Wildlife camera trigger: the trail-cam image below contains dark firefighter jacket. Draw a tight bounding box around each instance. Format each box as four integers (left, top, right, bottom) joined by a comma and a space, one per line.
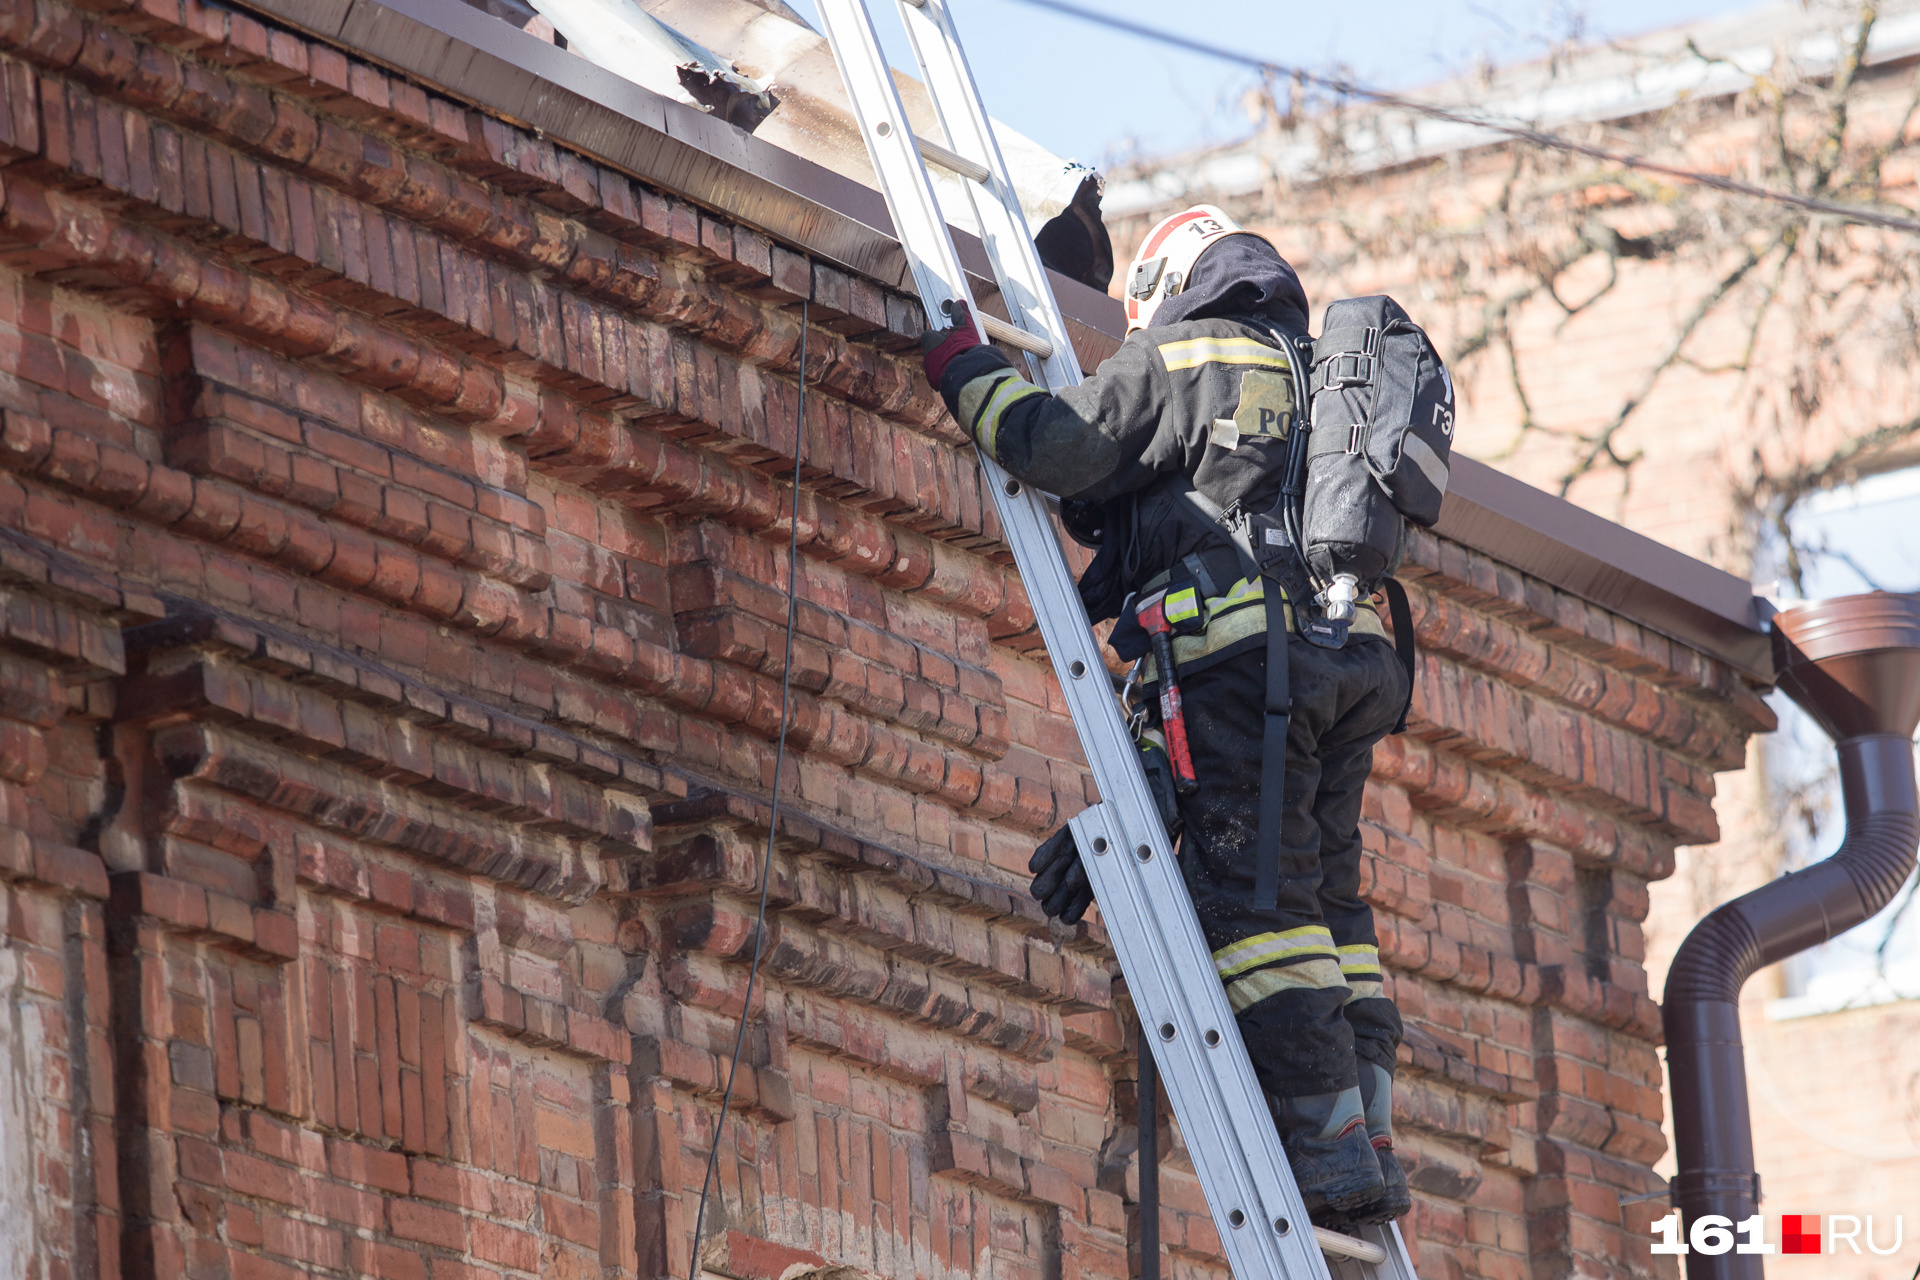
935, 314, 1386, 678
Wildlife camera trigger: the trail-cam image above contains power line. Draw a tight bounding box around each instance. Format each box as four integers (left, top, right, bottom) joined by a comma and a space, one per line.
1008, 0, 1920, 237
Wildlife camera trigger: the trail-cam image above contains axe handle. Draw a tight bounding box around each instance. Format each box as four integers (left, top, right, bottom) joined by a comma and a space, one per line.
1150, 631, 1200, 795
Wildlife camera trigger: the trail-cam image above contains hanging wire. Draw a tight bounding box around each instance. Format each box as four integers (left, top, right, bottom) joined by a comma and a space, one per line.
686, 295, 810, 1280
1009, 0, 1920, 237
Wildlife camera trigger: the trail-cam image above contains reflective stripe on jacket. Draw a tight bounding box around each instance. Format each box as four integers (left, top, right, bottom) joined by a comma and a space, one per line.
936, 315, 1303, 514
1136, 575, 1388, 685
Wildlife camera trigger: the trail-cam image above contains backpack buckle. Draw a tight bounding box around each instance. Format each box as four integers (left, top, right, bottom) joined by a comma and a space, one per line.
1347, 423, 1363, 455
1301, 611, 1350, 649
1317, 351, 1374, 389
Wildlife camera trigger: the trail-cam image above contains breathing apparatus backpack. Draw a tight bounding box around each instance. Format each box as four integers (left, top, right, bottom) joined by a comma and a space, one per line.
1179, 298, 1453, 908
1302, 295, 1456, 615
1161, 296, 1453, 645
1082, 294, 1455, 647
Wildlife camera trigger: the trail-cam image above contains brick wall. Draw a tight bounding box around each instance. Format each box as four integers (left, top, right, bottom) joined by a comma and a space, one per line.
0, 2, 1769, 1279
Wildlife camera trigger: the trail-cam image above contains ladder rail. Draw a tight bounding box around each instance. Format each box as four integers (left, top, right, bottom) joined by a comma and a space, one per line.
814, 3, 1325, 1275
812, 6, 1419, 1279
890, 0, 1083, 394
813, 0, 971, 316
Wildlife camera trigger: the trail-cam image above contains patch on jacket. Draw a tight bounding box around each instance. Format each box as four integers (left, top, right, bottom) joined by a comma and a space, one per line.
1230, 368, 1295, 442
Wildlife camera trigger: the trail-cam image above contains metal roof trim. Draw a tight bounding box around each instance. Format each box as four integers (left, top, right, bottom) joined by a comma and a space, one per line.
1438, 456, 1772, 679
239, 0, 1129, 351
231, 0, 1771, 682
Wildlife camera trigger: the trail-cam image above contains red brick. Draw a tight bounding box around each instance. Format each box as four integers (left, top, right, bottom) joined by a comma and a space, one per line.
389, 1198, 465, 1250
347, 1239, 428, 1280
326, 1136, 409, 1194
468, 1220, 538, 1271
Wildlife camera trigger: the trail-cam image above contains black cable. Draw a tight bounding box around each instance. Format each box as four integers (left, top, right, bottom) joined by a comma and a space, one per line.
1280, 331, 1316, 593
686, 296, 809, 1280
1008, 0, 1920, 237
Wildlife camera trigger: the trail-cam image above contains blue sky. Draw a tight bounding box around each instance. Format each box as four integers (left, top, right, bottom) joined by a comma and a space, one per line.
786, 0, 1764, 166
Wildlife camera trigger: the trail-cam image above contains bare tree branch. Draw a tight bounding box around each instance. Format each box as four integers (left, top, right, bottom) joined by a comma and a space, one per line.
1150, 4, 1920, 581
1557, 241, 1769, 495
1807, 4, 1878, 195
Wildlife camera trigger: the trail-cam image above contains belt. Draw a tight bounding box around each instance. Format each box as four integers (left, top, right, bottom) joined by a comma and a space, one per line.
1138, 576, 1385, 683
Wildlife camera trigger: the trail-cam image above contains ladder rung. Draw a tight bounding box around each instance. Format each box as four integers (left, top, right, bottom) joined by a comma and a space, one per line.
913, 134, 991, 183
978, 312, 1054, 358
1316, 1227, 1388, 1265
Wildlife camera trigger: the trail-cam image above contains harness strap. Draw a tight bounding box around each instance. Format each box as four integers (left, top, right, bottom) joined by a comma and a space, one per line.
1309, 421, 1366, 457
1137, 550, 1227, 605
1380, 577, 1416, 734
1170, 477, 1290, 912
1252, 554, 1290, 911
1181, 551, 1221, 602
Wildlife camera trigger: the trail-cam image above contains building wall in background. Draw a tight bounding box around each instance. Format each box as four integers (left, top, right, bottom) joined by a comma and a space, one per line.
0, 2, 1766, 1279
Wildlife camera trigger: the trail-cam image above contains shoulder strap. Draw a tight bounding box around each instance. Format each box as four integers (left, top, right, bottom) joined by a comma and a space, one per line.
1380, 577, 1416, 734
1168, 476, 1257, 567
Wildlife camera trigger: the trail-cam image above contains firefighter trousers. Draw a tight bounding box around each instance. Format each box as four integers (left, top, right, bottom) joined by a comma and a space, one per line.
1173, 631, 1408, 1099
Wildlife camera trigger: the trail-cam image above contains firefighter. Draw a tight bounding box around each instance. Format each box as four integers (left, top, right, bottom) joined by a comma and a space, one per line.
920, 208, 1411, 1228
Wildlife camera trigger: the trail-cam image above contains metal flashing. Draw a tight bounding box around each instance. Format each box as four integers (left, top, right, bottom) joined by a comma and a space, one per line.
236, 0, 1127, 357
1437, 457, 1772, 680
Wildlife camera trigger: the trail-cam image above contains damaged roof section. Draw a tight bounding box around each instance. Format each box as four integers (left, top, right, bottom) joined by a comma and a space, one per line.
454, 0, 1114, 288
458, 0, 780, 129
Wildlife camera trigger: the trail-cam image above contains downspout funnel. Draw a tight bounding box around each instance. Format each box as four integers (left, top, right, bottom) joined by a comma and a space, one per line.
1663, 591, 1920, 1279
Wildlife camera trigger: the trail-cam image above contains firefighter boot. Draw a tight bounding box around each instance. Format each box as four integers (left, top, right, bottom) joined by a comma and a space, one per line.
1331, 1062, 1412, 1228
1268, 1086, 1383, 1222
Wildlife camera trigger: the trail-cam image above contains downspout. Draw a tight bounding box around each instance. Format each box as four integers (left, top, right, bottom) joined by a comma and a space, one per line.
1663, 591, 1920, 1280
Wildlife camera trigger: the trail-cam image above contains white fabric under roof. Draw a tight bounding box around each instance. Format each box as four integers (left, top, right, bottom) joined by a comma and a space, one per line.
636, 0, 1096, 238
526, 0, 779, 129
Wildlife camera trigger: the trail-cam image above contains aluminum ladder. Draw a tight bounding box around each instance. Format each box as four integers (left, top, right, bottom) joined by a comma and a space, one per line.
813, 3, 1421, 1279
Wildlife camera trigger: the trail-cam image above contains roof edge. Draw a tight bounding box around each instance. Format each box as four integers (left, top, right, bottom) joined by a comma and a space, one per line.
229, 0, 1773, 683
1439, 458, 1773, 680
238, 0, 1131, 362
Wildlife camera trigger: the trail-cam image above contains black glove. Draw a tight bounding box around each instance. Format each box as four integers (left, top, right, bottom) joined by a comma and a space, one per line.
1028, 826, 1095, 924
1027, 736, 1188, 925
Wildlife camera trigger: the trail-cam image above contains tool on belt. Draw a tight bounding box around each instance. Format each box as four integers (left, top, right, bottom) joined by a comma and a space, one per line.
1133, 577, 1206, 794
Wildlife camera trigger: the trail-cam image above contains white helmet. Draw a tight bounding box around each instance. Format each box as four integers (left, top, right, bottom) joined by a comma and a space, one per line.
1124, 204, 1247, 333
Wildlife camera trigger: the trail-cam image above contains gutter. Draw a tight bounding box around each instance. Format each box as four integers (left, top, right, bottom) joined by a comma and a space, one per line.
1433, 457, 1773, 681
